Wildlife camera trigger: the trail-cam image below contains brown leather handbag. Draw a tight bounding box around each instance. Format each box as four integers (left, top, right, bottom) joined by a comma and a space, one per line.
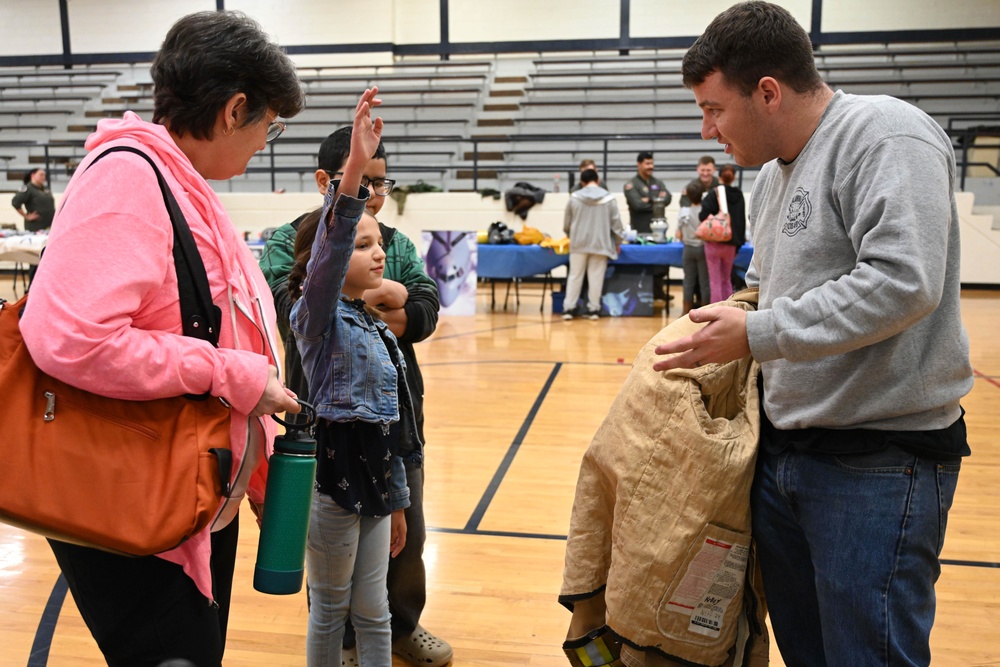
0, 147, 232, 556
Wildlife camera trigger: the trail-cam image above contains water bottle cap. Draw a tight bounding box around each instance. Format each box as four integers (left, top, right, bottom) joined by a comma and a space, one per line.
274, 437, 316, 456
271, 400, 317, 430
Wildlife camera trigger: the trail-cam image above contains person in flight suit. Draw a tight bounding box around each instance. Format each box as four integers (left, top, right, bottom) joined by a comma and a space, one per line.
623, 151, 670, 234
624, 151, 673, 301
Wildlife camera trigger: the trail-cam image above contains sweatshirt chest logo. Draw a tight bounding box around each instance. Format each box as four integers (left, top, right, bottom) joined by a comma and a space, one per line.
782, 187, 812, 237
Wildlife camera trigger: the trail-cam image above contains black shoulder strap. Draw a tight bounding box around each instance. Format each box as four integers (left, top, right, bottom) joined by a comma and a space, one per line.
87, 146, 222, 347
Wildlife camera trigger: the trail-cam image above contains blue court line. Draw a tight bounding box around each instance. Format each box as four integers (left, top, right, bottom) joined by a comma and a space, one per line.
27, 574, 67, 667
463, 362, 562, 532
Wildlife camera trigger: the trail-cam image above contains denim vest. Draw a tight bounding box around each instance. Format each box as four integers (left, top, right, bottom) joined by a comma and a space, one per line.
291, 189, 403, 427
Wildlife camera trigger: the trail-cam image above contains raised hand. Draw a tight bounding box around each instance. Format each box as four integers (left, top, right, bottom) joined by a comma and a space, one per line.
338, 88, 384, 200
352, 87, 383, 163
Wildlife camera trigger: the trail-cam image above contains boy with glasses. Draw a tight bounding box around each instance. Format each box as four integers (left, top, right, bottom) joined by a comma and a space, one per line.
323, 170, 395, 199
259, 128, 448, 667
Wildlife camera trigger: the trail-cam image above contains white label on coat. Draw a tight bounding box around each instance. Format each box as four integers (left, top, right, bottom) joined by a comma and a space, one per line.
665, 536, 749, 638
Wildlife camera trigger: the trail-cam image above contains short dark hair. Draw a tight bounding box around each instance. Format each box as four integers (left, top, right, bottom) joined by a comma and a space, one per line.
317, 126, 387, 173
698, 155, 716, 166
151, 10, 305, 140
580, 168, 599, 185
682, 1, 824, 97
688, 187, 704, 205
637, 151, 654, 163
23, 168, 42, 184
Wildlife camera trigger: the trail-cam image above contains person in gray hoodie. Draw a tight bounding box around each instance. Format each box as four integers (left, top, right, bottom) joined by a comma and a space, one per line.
653, 3, 973, 666
562, 168, 624, 320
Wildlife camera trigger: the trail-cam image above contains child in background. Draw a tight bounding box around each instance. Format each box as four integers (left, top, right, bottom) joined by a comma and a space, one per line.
676, 187, 710, 314
290, 89, 409, 667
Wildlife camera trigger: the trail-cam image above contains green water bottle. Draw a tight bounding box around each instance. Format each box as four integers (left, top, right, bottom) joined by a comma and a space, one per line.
253, 402, 317, 595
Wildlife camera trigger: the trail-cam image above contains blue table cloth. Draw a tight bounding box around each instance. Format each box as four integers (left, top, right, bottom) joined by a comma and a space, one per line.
477, 244, 568, 278
477, 242, 754, 279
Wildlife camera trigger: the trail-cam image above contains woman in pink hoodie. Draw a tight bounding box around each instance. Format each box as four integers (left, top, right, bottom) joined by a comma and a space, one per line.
20, 11, 304, 666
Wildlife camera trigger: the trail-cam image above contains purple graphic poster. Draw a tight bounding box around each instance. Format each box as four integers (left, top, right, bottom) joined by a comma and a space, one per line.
421, 231, 478, 316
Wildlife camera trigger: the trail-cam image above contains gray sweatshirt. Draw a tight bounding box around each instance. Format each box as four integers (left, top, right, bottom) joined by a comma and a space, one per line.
564, 184, 624, 259
746, 91, 973, 431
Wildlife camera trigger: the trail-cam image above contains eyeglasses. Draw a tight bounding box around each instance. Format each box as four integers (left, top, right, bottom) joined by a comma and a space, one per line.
265, 119, 286, 143
325, 171, 395, 196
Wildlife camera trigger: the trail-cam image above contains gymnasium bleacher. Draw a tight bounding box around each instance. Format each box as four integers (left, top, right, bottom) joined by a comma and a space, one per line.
1, 42, 998, 197
499, 43, 1000, 193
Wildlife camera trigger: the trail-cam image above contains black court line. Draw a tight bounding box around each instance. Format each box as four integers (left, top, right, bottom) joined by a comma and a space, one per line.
27, 519, 1000, 665
941, 558, 1000, 568
430, 526, 567, 541
428, 322, 534, 341
422, 358, 627, 368
429, 528, 1000, 570
27, 574, 67, 667
28, 356, 1000, 662
463, 362, 562, 532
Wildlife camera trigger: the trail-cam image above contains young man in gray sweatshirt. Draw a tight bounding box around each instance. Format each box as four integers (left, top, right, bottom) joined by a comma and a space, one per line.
653, 2, 973, 665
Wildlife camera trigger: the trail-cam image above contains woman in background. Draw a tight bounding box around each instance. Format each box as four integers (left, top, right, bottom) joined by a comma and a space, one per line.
11, 168, 55, 232
20, 11, 303, 666
699, 163, 747, 303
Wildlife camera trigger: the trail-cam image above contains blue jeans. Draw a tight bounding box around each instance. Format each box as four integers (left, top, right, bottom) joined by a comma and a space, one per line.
751, 445, 960, 667
306, 492, 391, 667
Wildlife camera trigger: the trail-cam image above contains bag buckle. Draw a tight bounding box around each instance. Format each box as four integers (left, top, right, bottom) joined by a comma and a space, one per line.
44, 391, 55, 422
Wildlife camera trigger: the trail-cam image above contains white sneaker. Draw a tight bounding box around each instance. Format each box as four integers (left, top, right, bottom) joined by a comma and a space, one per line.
562, 311, 574, 320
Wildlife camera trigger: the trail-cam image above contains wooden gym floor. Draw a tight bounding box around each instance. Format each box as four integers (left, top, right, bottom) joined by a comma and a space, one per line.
1, 278, 998, 666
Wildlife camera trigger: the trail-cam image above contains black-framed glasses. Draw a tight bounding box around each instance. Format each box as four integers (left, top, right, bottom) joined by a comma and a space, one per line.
325, 171, 395, 196
265, 120, 286, 143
